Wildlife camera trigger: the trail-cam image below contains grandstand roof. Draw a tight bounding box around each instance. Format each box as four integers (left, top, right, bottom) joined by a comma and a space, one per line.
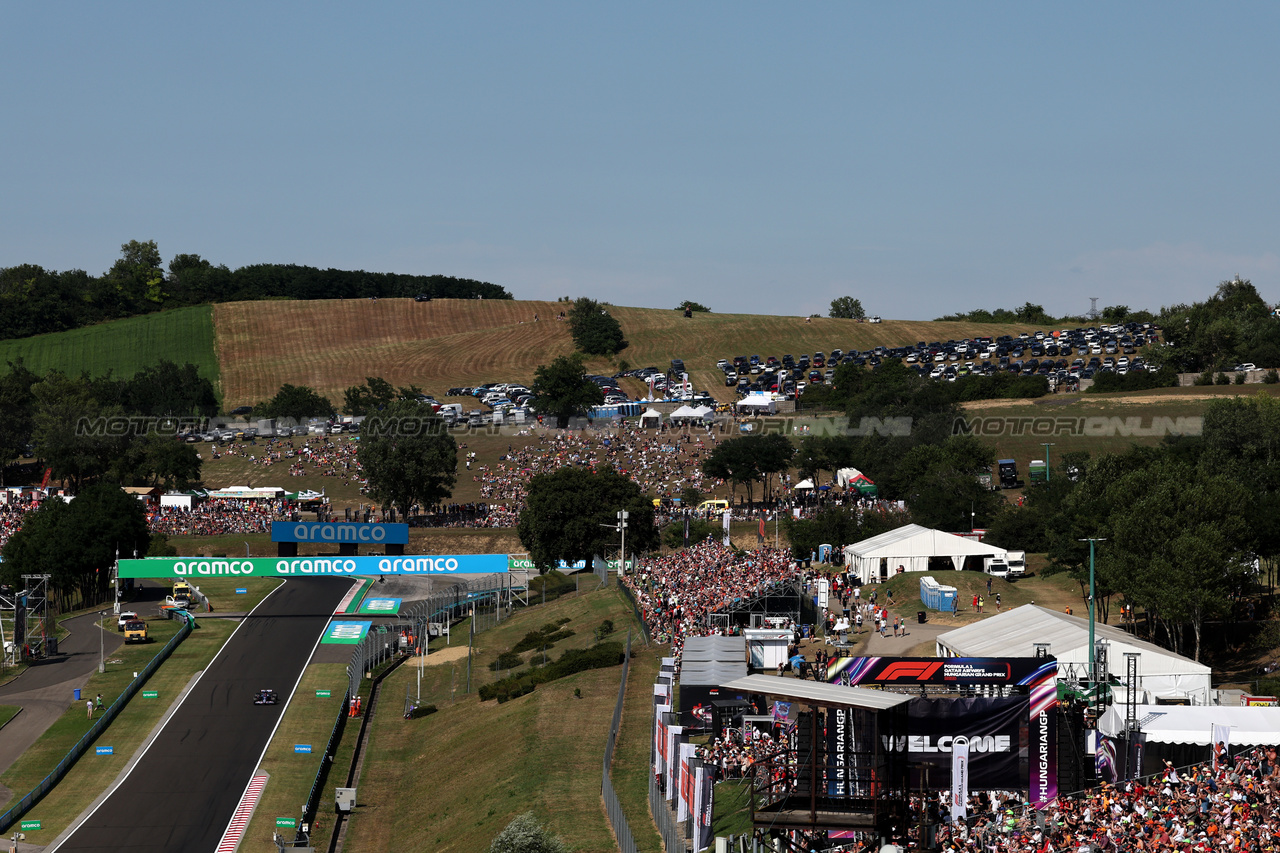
719, 674, 910, 711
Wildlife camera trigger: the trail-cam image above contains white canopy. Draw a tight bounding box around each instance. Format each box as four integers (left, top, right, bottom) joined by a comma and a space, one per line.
206, 485, 285, 500
736, 396, 776, 413
793, 479, 815, 490
639, 408, 663, 427
937, 605, 1213, 705
1097, 704, 1280, 745
842, 523, 1006, 584
835, 467, 864, 488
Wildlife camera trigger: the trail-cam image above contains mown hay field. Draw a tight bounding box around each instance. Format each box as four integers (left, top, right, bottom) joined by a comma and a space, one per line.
0, 305, 217, 385
213, 298, 1043, 408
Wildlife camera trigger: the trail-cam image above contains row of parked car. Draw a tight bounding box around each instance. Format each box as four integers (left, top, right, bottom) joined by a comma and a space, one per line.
695, 321, 1164, 393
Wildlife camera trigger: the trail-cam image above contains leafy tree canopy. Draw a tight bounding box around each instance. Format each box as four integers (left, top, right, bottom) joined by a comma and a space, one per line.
342, 376, 424, 416
357, 400, 458, 519
255, 384, 336, 421
517, 466, 658, 572
531, 354, 604, 428
829, 296, 866, 320
566, 297, 626, 355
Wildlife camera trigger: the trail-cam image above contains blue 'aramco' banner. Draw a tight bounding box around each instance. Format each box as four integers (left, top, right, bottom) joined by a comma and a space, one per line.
270, 521, 409, 545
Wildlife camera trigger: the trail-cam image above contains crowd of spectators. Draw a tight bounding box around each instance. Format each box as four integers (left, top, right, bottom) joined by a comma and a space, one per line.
623, 540, 797, 664
214, 437, 364, 488
0, 501, 36, 549
147, 498, 292, 536
916, 746, 1280, 853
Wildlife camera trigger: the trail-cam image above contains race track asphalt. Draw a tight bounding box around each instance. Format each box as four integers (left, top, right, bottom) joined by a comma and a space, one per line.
50, 577, 349, 853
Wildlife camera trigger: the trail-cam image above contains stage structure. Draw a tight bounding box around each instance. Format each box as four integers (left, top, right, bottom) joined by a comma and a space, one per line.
719, 674, 912, 847
707, 578, 810, 632
823, 656, 1061, 808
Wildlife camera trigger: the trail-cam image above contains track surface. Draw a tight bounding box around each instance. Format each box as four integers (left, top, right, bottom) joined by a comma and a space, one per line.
51, 578, 348, 853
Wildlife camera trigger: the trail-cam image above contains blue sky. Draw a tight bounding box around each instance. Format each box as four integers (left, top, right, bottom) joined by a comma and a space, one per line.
4, 3, 1280, 320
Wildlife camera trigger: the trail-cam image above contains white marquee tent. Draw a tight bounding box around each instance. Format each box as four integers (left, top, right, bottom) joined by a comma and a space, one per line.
639, 408, 663, 428
937, 605, 1213, 705
669, 405, 713, 421
841, 523, 1006, 584
736, 396, 777, 414
1097, 705, 1280, 745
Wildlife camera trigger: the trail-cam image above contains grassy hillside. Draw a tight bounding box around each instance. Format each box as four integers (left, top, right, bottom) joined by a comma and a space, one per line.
340, 584, 659, 853
212, 298, 1044, 408
0, 304, 217, 386
958, 385, 1280, 471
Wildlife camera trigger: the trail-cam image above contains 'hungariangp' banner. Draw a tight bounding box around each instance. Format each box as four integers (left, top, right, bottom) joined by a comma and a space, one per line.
116, 555, 509, 578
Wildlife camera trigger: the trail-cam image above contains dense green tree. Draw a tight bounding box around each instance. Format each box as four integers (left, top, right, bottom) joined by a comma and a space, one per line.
102, 239, 166, 312
676, 300, 711, 313
0, 359, 39, 484
120, 360, 218, 416
517, 467, 657, 572
357, 400, 457, 520
31, 372, 130, 490
701, 434, 795, 503
829, 296, 866, 320
567, 297, 626, 355
342, 377, 424, 416
531, 354, 604, 427
1, 482, 151, 606
255, 384, 336, 421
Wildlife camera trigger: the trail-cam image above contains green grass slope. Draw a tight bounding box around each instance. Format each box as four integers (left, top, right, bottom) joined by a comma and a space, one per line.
0, 305, 217, 387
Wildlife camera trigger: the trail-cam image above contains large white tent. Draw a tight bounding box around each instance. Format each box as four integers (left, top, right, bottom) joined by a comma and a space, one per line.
936, 605, 1213, 705
638, 408, 663, 428
841, 523, 1006, 584
1097, 705, 1280, 745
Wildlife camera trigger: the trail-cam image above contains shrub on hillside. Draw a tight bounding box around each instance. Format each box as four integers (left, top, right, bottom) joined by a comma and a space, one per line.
479, 641, 626, 702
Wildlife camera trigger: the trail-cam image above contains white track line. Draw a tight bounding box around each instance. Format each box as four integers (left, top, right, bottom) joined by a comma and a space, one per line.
47, 580, 291, 852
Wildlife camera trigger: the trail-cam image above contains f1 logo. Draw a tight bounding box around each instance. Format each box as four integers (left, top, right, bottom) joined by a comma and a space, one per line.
877, 661, 943, 681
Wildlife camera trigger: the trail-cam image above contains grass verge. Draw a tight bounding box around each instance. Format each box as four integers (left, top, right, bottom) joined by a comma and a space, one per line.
241, 663, 349, 849
0, 305, 217, 386
0, 706, 19, 729
0, 617, 237, 837
711, 780, 754, 838
340, 584, 648, 853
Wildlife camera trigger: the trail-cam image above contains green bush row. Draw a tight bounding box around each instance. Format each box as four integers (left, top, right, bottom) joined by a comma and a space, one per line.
479, 641, 626, 703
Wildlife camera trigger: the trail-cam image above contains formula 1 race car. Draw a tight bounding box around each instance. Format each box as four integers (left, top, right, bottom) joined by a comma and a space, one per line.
253, 689, 279, 705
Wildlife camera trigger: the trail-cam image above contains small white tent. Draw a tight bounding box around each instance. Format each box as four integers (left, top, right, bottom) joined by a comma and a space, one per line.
639, 408, 663, 428
793, 479, 815, 490
835, 467, 864, 488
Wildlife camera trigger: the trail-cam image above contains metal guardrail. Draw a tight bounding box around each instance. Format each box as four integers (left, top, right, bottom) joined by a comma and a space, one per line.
296, 689, 351, 844
602, 632, 638, 853
0, 610, 195, 833
345, 573, 510, 698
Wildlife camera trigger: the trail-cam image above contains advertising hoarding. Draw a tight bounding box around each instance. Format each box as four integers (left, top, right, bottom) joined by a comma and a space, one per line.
271, 521, 409, 545
117, 554, 508, 578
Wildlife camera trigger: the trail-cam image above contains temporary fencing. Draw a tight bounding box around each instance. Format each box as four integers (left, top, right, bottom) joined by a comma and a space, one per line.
601, 632, 638, 853
0, 610, 195, 833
